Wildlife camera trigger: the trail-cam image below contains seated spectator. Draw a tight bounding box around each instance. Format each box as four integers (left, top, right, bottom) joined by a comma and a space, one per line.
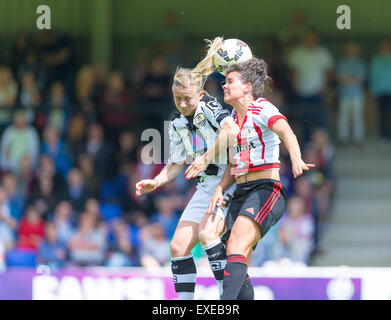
17, 154, 36, 198
250, 224, 279, 267
149, 194, 180, 240
40, 82, 70, 136
140, 55, 171, 132
105, 219, 138, 267
50, 201, 76, 245
0, 66, 18, 135
293, 176, 320, 254
0, 187, 18, 232
74, 65, 100, 123
0, 221, 14, 264
160, 180, 187, 211
0, 187, 17, 261
124, 211, 149, 253
82, 123, 115, 182
77, 153, 101, 198
99, 71, 132, 140
121, 173, 156, 217
67, 212, 106, 266
41, 126, 73, 178
84, 198, 106, 232
130, 143, 164, 182
27, 174, 58, 221
37, 222, 67, 271
0, 109, 40, 175
139, 223, 170, 268
276, 196, 315, 264
64, 167, 93, 215
1, 172, 25, 222
17, 205, 45, 252
17, 50, 46, 92
310, 128, 335, 182
34, 155, 66, 194
129, 51, 148, 101
66, 112, 88, 162
302, 146, 333, 230
115, 130, 138, 176
17, 71, 41, 124
92, 61, 108, 99
171, 167, 193, 199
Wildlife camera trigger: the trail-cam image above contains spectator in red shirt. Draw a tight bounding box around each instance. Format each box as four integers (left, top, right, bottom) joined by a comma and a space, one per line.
99, 71, 132, 140
17, 205, 44, 251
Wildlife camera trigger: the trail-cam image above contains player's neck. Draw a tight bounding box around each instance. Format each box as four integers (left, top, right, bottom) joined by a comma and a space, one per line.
233, 96, 253, 119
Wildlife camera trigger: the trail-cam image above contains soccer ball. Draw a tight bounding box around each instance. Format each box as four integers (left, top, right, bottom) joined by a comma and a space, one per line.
213, 39, 253, 76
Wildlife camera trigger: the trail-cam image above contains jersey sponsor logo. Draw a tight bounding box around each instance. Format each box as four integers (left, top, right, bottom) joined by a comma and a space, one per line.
232, 141, 256, 154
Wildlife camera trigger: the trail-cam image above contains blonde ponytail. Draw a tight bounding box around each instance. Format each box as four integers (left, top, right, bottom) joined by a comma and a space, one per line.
193, 37, 224, 79
172, 37, 224, 92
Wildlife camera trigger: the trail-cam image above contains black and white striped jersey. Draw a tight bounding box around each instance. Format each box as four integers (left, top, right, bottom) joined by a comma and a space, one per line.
168, 94, 232, 191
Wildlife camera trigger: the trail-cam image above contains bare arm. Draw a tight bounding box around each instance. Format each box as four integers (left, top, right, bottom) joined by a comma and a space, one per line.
135, 162, 184, 196
272, 119, 315, 178
185, 118, 239, 179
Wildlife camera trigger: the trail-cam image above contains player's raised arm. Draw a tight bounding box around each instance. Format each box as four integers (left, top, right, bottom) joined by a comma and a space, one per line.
271, 118, 315, 178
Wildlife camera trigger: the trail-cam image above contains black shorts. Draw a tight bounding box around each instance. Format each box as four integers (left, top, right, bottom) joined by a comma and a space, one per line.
222, 179, 286, 246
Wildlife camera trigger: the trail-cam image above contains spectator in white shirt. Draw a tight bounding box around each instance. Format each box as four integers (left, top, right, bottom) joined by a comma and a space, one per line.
287, 29, 334, 143
0, 109, 40, 175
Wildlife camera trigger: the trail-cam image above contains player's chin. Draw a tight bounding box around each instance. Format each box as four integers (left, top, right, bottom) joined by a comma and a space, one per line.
223, 94, 232, 104
181, 108, 193, 116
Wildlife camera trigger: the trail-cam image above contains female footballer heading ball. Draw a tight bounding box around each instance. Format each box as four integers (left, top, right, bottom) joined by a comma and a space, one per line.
135, 38, 253, 300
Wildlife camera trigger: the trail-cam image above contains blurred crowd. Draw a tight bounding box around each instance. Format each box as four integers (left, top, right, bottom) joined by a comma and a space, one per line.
0, 10, 390, 271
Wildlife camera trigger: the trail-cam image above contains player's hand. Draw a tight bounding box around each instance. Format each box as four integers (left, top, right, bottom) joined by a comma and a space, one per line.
184, 155, 208, 180
291, 159, 315, 178
207, 186, 224, 213
135, 179, 158, 197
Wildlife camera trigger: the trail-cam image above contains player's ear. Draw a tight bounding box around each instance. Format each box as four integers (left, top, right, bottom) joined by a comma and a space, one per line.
199, 90, 205, 99
244, 83, 252, 95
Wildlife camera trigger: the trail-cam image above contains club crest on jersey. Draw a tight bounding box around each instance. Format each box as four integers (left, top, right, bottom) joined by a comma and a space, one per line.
194, 113, 207, 127
240, 127, 253, 139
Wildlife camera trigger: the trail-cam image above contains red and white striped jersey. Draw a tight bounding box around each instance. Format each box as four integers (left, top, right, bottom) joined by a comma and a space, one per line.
231, 98, 288, 177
